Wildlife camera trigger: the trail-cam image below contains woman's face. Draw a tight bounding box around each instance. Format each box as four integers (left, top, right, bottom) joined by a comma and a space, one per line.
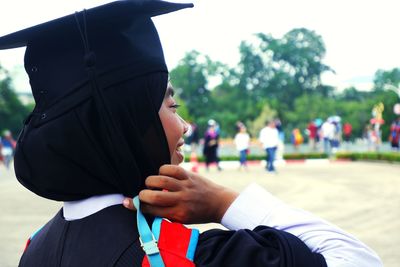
159, 83, 188, 165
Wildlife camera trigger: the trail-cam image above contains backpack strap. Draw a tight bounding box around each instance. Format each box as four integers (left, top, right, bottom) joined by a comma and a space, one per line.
133, 196, 165, 267
133, 196, 199, 267
151, 217, 199, 262
24, 226, 43, 252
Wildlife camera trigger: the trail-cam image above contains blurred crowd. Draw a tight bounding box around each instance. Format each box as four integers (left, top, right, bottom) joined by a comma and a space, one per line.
2, 116, 399, 172
183, 115, 400, 172
0, 130, 16, 169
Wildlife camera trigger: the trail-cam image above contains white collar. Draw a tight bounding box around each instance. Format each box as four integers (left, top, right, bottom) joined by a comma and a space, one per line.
63, 194, 125, 221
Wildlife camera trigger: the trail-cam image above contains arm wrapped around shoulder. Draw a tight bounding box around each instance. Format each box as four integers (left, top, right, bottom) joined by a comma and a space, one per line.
194, 226, 327, 267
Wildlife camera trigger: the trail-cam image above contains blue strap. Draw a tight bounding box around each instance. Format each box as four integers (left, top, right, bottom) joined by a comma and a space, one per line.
186, 228, 199, 261
133, 196, 165, 267
30, 226, 44, 240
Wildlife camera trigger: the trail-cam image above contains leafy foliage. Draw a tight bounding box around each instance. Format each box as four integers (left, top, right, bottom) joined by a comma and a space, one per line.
248, 103, 277, 137
2, 28, 399, 143
373, 68, 400, 92
336, 152, 400, 162
0, 65, 30, 135
169, 29, 400, 140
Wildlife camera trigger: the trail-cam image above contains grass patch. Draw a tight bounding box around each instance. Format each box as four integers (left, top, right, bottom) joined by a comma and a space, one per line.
335, 152, 400, 163
185, 151, 400, 163
184, 152, 328, 162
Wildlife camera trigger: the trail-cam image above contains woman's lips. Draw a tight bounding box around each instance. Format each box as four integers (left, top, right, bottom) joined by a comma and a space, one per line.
175, 142, 185, 162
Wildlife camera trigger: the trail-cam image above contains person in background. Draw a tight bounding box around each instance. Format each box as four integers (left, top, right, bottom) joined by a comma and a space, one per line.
364, 124, 374, 151
321, 119, 335, 155
234, 124, 250, 170
291, 128, 303, 151
0, 136, 3, 165
185, 121, 199, 153
343, 122, 353, 151
389, 117, 400, 151
1, 130, 16, 169
274, 118, 285, 160
235, 120, 245, 132
330, 117, 342, 154
203, 119, 222, 171
307, 120, 318, 151
259, 120, 279, 172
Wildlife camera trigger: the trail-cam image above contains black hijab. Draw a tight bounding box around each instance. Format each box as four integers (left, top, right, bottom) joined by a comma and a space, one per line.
0, 0, 193, 201
14, 72, 171, 201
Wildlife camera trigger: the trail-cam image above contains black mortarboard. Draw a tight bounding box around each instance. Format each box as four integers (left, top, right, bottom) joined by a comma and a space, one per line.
0, 0, 192, 109
0, 0, 193, 201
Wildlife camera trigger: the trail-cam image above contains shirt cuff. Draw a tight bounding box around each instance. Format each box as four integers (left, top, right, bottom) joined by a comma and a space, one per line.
221, 183, 284, 230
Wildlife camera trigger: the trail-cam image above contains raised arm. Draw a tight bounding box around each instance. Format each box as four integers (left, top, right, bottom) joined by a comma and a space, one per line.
123, 165, 382, 267
220, 183, 382, 267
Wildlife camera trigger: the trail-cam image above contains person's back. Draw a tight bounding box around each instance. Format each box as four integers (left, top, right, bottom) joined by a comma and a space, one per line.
1, 1, 197, 266
20, 205, 143, 267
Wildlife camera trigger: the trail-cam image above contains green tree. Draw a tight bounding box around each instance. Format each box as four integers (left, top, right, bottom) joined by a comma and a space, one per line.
284, 94, 336, 135
0, 65, 30, 135
208, 81, 264, 137
373, 68, 400, 92
170, 50, 232, 134
167, 29, 400, 142
337, 86, 369, 102
266, 28, 332, 93
174, 95, 191, 122
233, 28, 333, 123
170, 51, 209, 118
371, 68, 400, 138
248, 103, 277, 137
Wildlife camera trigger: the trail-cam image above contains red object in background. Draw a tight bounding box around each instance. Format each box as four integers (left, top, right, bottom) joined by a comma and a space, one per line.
343, 123, 352, 136
190, 152, 199, 173
370, 118, 385, 125
307, 122, 318, 139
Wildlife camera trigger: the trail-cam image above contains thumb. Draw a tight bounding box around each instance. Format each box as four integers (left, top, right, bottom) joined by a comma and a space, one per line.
122, 198, 136, 211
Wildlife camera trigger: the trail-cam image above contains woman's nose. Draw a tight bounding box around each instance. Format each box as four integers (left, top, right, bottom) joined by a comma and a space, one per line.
181, 117, 189, 134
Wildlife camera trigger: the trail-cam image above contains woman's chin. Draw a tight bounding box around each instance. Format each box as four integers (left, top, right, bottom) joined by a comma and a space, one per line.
171, 150, 184, 165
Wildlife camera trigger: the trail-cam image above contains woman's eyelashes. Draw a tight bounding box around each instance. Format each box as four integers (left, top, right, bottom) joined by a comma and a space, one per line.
170, 104, 181, 109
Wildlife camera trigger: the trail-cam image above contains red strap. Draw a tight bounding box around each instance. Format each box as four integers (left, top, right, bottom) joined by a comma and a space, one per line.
24, 238, 31, 252
142, 220, 195, 267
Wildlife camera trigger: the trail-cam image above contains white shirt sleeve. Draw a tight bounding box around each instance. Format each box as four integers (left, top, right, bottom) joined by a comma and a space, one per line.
221, 183, 383, 267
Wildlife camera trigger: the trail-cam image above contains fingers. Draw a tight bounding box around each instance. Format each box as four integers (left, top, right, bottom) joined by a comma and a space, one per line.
123, 195, 190, 223
123, 190, 180, 210
122, 190, 180, 210
140, 205, 188, 223
139, 189, 180, 207
145, 175, 182, 192
159, 165, 188, 180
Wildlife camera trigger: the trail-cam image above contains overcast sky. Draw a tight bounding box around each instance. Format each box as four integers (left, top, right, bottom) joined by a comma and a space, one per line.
0, 0, 399, 93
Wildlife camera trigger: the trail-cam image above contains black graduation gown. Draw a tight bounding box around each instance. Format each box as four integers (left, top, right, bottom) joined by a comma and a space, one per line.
19, 205, 327, 267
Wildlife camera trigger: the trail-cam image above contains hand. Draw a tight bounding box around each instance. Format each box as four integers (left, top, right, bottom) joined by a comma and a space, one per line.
123, 165, 238, 224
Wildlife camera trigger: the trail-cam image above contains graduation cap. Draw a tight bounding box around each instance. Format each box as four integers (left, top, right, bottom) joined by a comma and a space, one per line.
0, 0, 193, 201
0, 0, 193, 113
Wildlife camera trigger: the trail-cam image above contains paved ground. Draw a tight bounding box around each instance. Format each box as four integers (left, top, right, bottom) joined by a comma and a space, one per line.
1, 161, 399, 267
